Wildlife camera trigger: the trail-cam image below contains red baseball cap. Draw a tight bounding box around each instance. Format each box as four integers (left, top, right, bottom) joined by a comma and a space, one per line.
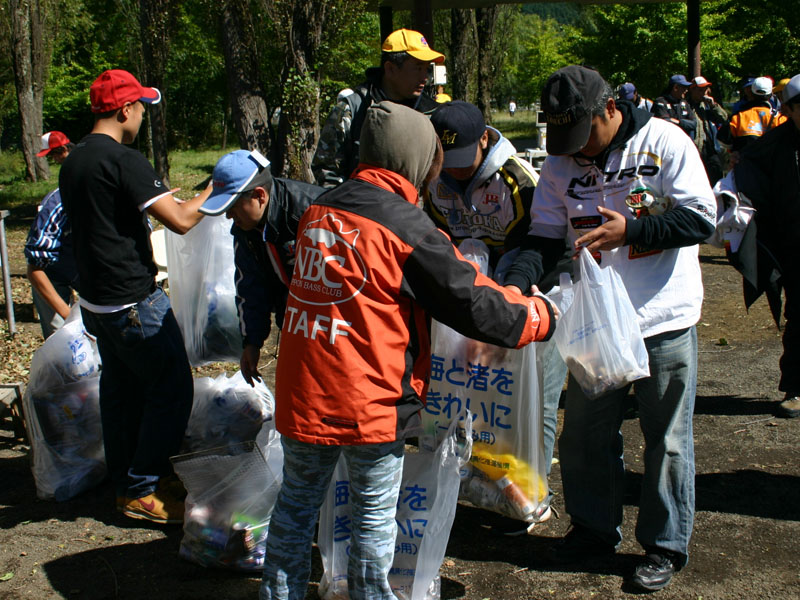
90, 69, 161, 114
36, 131, 71, 157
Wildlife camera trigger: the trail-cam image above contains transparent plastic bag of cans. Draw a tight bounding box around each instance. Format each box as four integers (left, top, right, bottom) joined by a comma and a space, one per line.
183, 371, 274, 452
420, 240, 550, 524
553, 247, 650, 400
22, 305, 106, 501
318, 413, 471, 600
171, 423, 283, 571
165, 216, 243, 365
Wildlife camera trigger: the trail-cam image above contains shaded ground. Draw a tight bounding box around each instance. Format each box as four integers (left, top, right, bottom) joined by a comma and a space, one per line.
1, 216, 798, 599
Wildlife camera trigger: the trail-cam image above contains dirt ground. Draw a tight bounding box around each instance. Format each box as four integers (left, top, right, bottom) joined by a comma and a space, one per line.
1, 217, 798, 599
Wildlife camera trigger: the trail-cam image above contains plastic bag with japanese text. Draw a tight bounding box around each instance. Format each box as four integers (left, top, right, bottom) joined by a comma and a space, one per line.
553, 247, 649, 399
317, 414, 471, 600
171, 423, 283, 571
420, 321, 550, 523
421, 239, 550, 523
166, 215, 243, 365
22, 304, 106, 501
183, 371, 274, 453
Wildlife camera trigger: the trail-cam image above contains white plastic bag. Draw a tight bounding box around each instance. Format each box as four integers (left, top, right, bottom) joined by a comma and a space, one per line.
22, 305, 106, 500
183, 371, 274, 453
707, 170, 755, 253
553, 247, 649, 399
171, 423, 283, 571
318, 415, 471, 600
166, 217, 243, 365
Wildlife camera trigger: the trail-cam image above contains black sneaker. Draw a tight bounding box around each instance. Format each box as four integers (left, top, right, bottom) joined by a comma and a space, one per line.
630, 552, 678, 591
546, 524, 616, 564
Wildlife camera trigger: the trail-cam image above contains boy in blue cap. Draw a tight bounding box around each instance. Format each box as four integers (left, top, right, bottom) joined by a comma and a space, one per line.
201, 149, 324, 385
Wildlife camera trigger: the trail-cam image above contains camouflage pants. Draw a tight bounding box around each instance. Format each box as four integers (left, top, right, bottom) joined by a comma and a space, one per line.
260, 437, 405, 600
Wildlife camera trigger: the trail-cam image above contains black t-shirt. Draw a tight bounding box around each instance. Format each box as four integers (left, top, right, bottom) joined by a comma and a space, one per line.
59, 133, 167, 305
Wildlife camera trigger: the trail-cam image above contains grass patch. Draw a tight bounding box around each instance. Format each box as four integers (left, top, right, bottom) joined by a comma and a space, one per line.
490, 109, 543, 151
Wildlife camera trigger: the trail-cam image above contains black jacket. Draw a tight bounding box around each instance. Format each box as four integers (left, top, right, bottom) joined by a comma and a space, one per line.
232, 177, 325, 348
732, 120, 800, 322
652, 94, 697, 140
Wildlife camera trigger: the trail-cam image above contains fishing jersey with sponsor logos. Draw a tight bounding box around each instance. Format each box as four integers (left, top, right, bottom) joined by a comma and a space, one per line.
425, 129, 538, 269
529, 116, 716, 338
275, 168, 555, 446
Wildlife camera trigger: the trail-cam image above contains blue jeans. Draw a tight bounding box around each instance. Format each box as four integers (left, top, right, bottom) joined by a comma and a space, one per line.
81, 287, 193, 499
558, 326, 696, 565
261, 437, 405, 600
539, 339, 568, 476
32, 282, 73, 339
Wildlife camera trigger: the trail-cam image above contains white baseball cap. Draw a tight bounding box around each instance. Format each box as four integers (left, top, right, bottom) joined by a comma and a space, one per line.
751, 77, 773, 96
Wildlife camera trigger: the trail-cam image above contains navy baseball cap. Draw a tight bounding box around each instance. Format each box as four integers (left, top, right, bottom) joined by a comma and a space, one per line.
541, 65, 607, 156
430, 101, 486, 169
200, 149, 272, 216
669, 74, 691, 87
618, 82, 636, 101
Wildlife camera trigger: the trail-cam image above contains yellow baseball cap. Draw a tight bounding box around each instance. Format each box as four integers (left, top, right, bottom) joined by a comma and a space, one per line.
381, 29, 445, 64
774, 78, 791, 94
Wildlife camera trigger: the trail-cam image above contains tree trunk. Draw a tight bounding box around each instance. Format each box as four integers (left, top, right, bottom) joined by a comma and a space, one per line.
219, 0, 271, 154
475, 6, 501, 124
9, 0, 49, 182
139, 0, 171, 186
449, 8, 475, 102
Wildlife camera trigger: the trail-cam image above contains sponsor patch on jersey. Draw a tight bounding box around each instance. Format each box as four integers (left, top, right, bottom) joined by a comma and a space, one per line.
628, 244, 662, 260
484, 193, 499, 205
570, 215, 602, 230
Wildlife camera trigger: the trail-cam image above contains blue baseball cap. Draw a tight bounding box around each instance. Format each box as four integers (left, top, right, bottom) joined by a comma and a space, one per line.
669, 74, 691, 87
619, 82, 636, 100
200, 149, 272, 216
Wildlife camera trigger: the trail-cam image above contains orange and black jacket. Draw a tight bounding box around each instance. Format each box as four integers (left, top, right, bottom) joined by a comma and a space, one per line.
275, 166, 555, 446
721, 100, 788, 151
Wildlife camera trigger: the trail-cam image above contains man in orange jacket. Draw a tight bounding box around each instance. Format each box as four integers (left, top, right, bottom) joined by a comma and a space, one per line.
261, 102, 557, 600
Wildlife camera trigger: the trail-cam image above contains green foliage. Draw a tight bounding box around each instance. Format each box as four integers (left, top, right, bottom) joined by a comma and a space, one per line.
575, 3, 690, 100
165, 0, 227, 147
317, 11, 380, 115
494, 7, 577, 107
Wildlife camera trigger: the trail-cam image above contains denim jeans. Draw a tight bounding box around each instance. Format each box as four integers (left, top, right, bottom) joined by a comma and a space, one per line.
539, 338, 568, 476
558, 326, 697, 565
81, 287, 193, 499
32, 282, 72, 339
261, 437, 405, 600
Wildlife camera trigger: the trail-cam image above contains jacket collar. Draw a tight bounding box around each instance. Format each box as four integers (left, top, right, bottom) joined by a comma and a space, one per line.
352, 165, 420, 205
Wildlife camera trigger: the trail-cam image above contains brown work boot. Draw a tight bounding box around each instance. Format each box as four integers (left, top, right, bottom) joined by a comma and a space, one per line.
778, 396, 800, 418
122, 491, 184, 524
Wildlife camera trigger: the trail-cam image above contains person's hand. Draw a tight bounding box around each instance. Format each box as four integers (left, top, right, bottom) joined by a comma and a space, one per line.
530, 285, 560, 321
240, 344, 262, 387
504, 284, 523, 295
574, 206, 628, 254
